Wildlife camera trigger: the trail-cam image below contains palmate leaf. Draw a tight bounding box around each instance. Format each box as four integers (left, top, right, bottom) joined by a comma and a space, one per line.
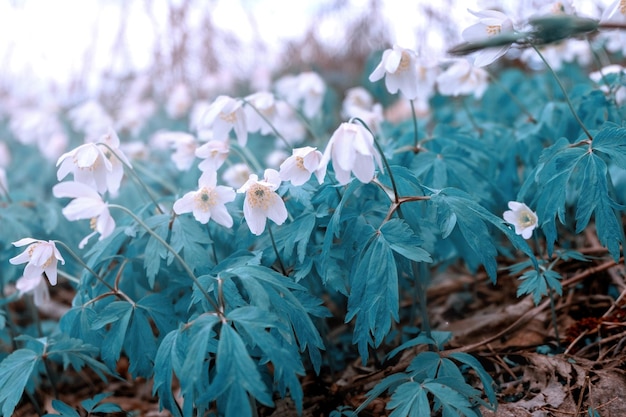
430, 188, 537, 282
141, 214, 172, 286
201, 325, 274, 417
517, 269, 563, 305
170, 215, 214, 272
153, 329, 185, 417
46, 335, 114, 382
0, 349, 39, 417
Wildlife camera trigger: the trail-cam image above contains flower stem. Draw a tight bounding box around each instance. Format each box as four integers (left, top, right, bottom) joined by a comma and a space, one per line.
53, 240, 116, 293
108, 204, 222, 314
267, 224, 287, 275
409, 99, 419, 147
230, 141, 263, 174
531, 45, 593, 141
242, 99, 292, 149
99, 143, 164, 213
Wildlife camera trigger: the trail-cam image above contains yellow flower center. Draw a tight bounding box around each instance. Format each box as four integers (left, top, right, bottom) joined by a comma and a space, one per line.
621, 0, 626, 15
247, 183, 273, 210
551, 2, 565, 14
219, 111, 237, 124
28, 243, 54, 268
90, 217, 98, 230
295, 156, 305, 170
486, 24, 501, 36
393, 51, 411, 74
518, 210, 536, 227
195, 187, 217, 211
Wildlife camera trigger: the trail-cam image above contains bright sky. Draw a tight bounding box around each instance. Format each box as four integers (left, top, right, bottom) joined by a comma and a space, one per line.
0, 0, 614, 99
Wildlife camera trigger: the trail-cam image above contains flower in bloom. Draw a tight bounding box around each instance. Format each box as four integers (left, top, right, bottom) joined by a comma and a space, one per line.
16, 274, 50, 307
56, 128, 130, 197
275, 72, 326, 119
166, 83, 192, 119
462, 9, 515, 67
436, 59, 490, 99
601, 0, 626, 23
503, 201, 538, 239
319, 122, 383, 185
237, 169, 288, 236
341, 87, 385, 133
223, 163, 252, 189
167, 132, 198, 171
173, 172, 235, 227
196, 139, 230, 173
369, 45, 421, 100
199, 95, 247, 146
279, 146, 324, 186
52, 181, 116, 248
9, 238, 65, 286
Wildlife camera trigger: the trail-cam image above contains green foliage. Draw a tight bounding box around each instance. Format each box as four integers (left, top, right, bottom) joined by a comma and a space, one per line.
44, 392, 123, 416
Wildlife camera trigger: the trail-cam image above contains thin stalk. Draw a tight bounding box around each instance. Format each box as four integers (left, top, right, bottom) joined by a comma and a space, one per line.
409, 99, 419, 147
460, 98, 482, 135
53, 240, 116, 293
230, 141, 263, 174
280, 99, 322, 145
108, 204, 221, 314
486, 69, 537, 124
41, 343, 59, 399
241, 99, 292, 149
267, 225, 287, 275
132, 161, 178, 195
531, 45, 594, 141
206, 225, 219, 264
548, 288, 561, 350
99, 143, 164, 213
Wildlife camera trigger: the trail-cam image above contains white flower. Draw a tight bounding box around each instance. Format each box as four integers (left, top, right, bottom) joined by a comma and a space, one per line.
16, 274, 50, 307
169, 132, 198, 171
275, 72, 326, 119
222, 163, 252, 189
341, 87, 385, 133
520, 39, 591, 71
244, 91, 279, 136
279, 146, 324, 186
52, 181, 116, 248
56, 128, 130, 197
67, 100, 114, 141
237, 169, 288, 236
196, 139, 230, 173
319, 122, 383, 185
503, 201, 538, 239
173, 172, 235, 227
436, 59, 490, 99
0, 167, 8, 198
601, 0, 626, 24
369, 46, 421, 100
166, 83, 192, 119
9, 238, 65, 286
199, 95, 247, 146
462, 9, 515, 67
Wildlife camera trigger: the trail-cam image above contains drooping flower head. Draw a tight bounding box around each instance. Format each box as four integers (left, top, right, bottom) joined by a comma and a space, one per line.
319, 122, 383, 185
9, 238, 65, 286
16, 274, 50, 307
436, 59, 490, 99
275, 72, 326, 119
196, 139, 230, 173
52, 181, 116, 249
199, 95, 247, 146
56, 128, 130, 197
341, 87, 385, 134
503, 201, 538, 239
462, 9, 515, 67
369, 45, 422, 100
237, 169, 288, 236
279, 146, 324, 186
173, 171, 235, 227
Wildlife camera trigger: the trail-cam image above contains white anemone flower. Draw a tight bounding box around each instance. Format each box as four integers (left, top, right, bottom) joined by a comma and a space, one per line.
168, 132, 198, 171
462, 9, 515, 67
222, 163, 252, 189
275, 72, 326, 119
237, 169, 288, 236
436, 59, 490, 99
319, 122, 383, 185
9, 238, 65, 286
52, 181, 116, 248
200, 95, 247, 146
503, 201, 538, 239
166, 83, 192, 119
341, 87, 385, 133
173, 172, 235, 227
279, 146, 324, 186
369, 45, 421, 100
16, 274, 50, 307
196, 139, 230, 173
56, 128, 130, 197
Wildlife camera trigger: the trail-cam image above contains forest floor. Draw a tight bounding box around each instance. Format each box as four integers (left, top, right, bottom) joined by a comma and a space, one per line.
13, 230, 626, 417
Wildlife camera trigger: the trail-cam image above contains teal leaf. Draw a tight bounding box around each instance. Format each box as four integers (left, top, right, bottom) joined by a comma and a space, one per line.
45, 400, 81, 417
449, 352, 497, 407
379, 219, 432, 263
0, 349, 39, 417
387, 381, 430, 417
153, 329, 184, 417
517, 269, 562, 305
170, 215, 214, 272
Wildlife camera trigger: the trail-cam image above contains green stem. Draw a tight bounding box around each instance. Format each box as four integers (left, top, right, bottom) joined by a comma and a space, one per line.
267, 224, 286, 275
99, 143, 164, 213
108, 204, 221, 314
53, 240, 116, 293
460, 97, 482, 135
531, 45, 593, 141
230, 141, 263, 174
242, 98, 292, 149
409, 99, 419, 147
280, 99, 322, 145
351, 117, 399, 204
133, 161, 178, 195
486, 69, 537, 124
206, 225, 219, 264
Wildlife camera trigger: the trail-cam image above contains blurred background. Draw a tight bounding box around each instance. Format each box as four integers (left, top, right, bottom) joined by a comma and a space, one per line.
0, 0, 616, 107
